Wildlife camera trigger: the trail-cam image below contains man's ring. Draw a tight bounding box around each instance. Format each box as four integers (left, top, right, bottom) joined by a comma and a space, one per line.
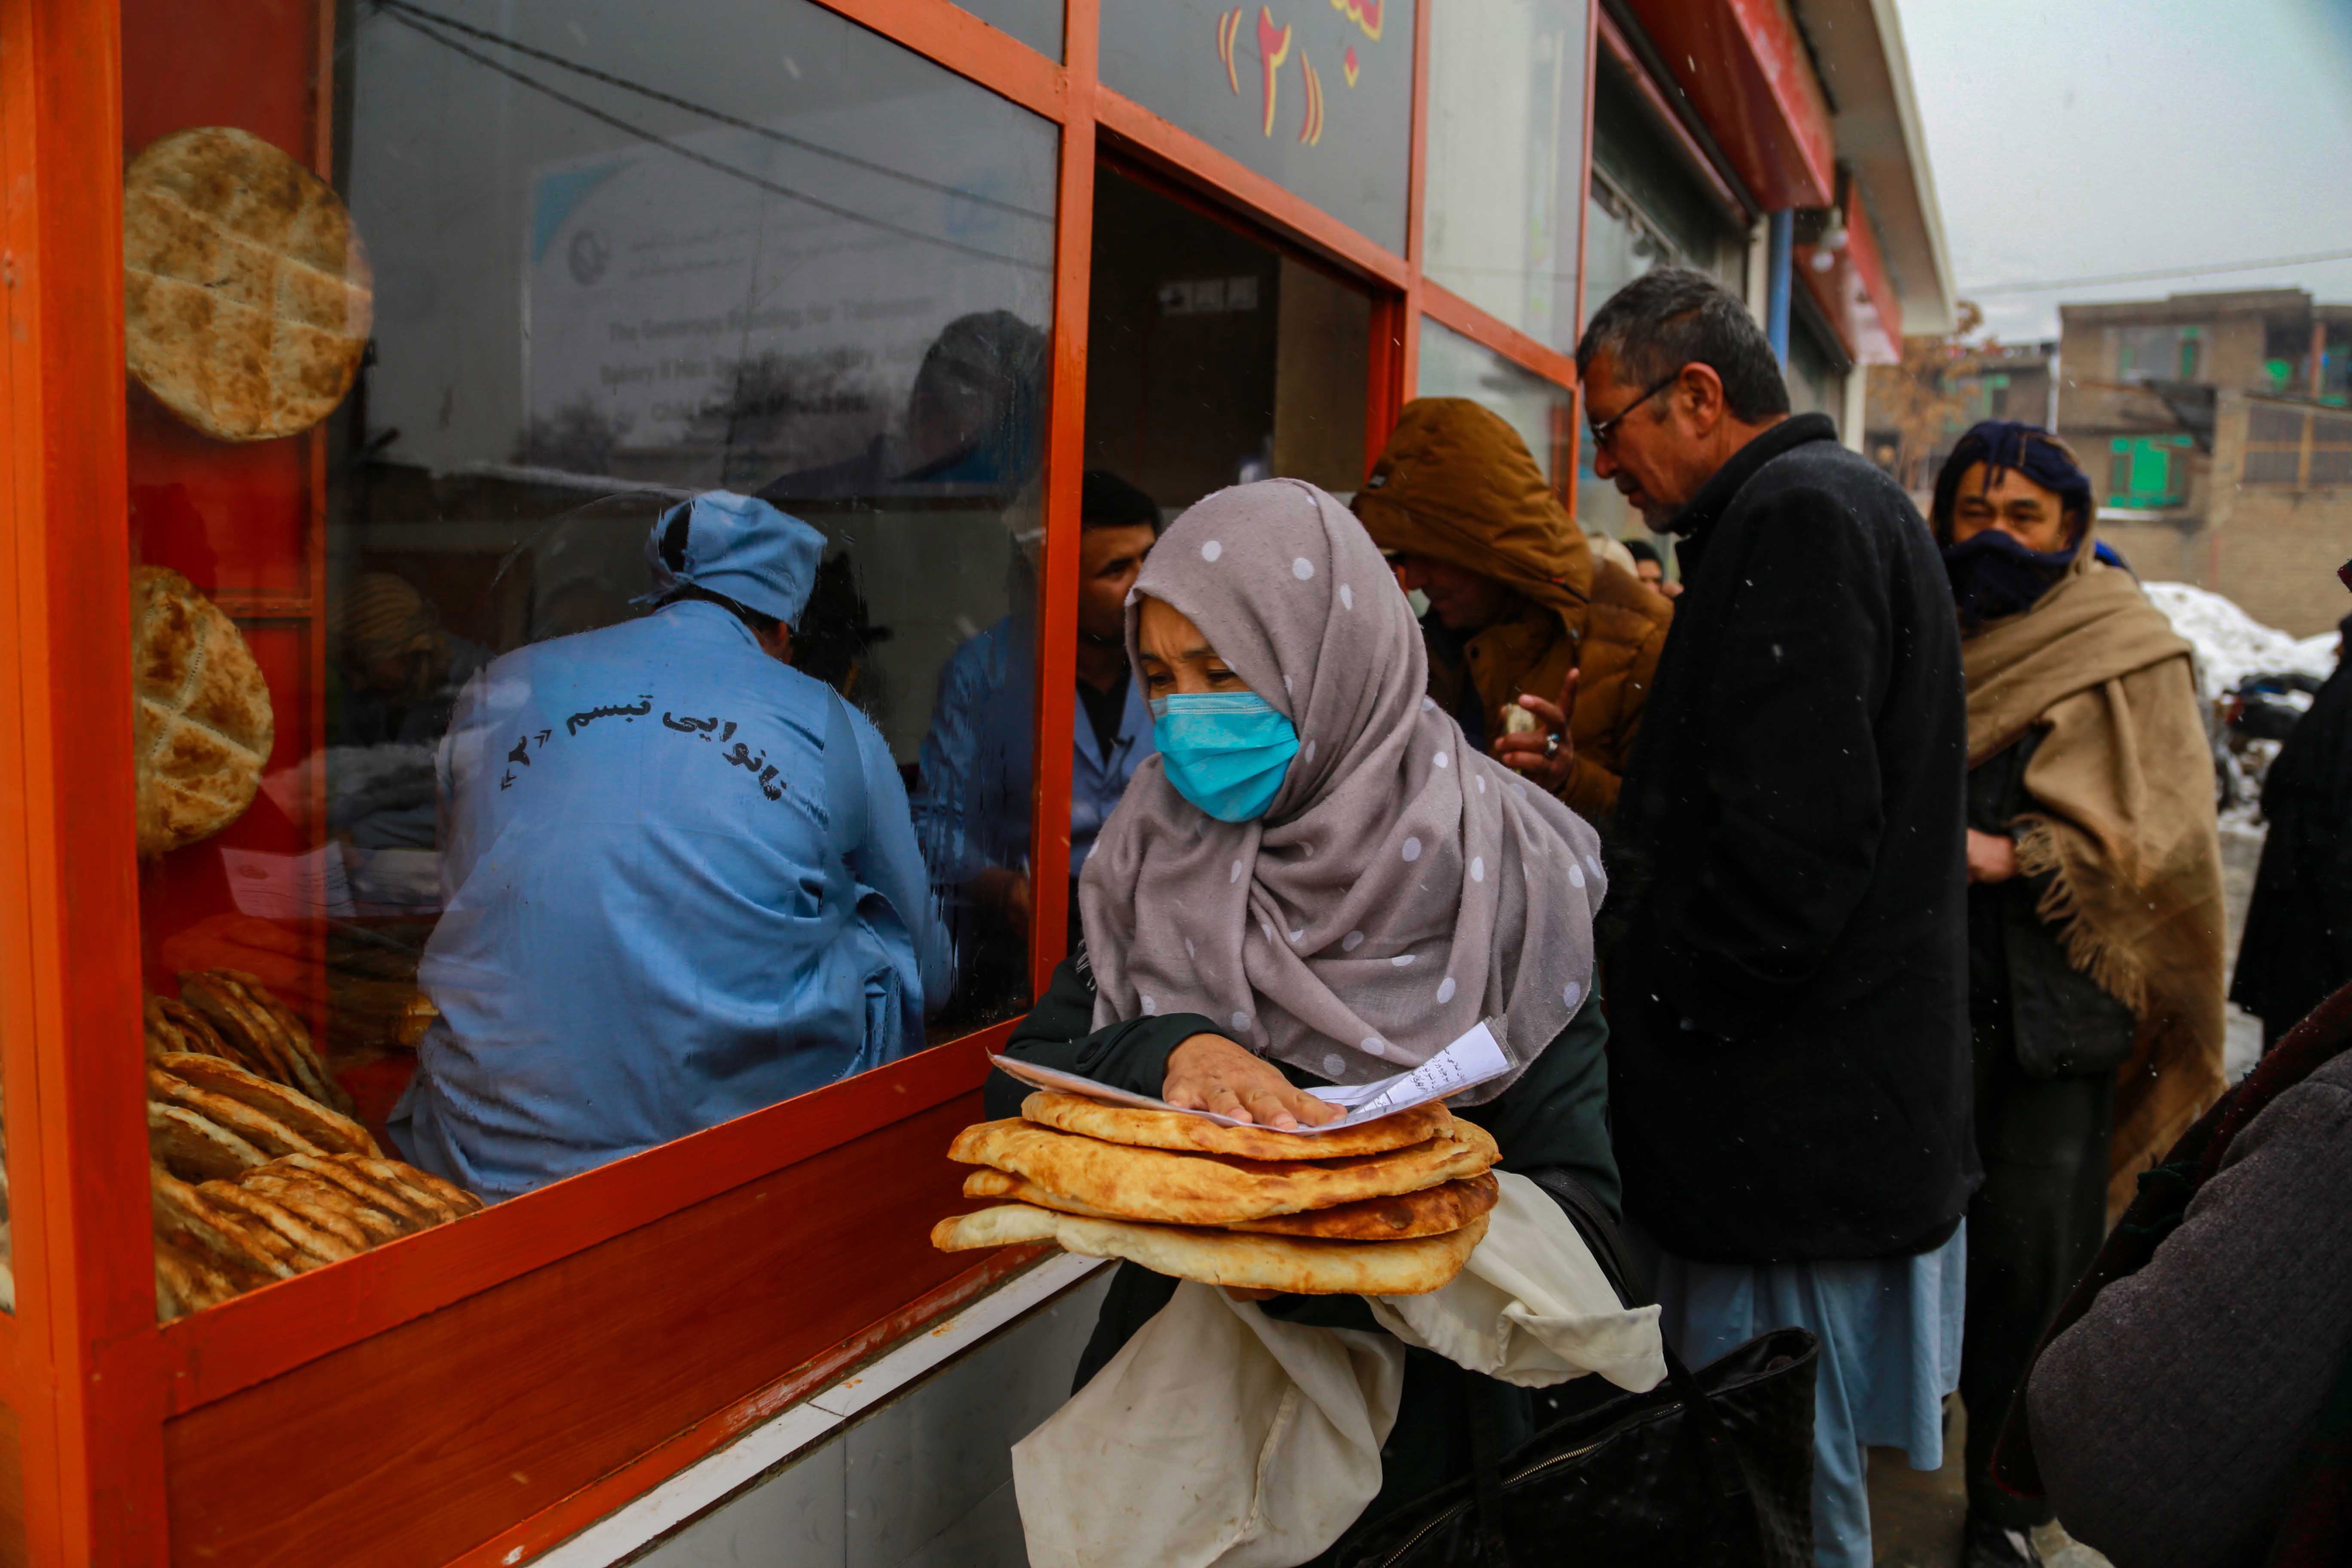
1544, 733, 1562, 759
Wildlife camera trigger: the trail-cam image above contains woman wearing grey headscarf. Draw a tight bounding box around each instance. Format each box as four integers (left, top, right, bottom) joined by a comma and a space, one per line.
984, 478, 1619, 1533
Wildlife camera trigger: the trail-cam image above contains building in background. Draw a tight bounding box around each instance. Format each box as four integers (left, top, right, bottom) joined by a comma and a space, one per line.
1557, 0, 1955, 545
2059, 289, 2352, 634
1865, 333, 2058, 497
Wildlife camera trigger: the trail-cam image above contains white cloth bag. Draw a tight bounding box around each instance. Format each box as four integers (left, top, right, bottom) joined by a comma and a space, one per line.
1012, 1173, 1665, 1568
1012, 1283, 1406, 1568
1371, 1173, 1666, 1392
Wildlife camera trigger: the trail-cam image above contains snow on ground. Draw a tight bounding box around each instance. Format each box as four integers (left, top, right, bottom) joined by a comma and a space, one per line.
2143, 582, 2340, 702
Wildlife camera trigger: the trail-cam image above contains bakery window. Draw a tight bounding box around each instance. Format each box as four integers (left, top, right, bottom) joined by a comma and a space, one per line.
125, 0, 1059, 1317
1422, 0, 1588, 354
1416, 318, 1574, 488
1099, 0, 1415, 255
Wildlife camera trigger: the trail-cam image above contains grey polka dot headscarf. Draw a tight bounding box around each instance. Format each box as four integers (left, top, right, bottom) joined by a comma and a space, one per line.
1077, 478, 1606, 1103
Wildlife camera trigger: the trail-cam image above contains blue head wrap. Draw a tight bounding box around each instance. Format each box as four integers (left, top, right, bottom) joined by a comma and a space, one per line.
1930, 421, 2095, 545
641, 491, 825, 629
1931, 423, 2103, 631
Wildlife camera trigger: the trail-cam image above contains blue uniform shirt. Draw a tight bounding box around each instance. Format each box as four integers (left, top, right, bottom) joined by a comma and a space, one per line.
390, 602, 946, 1201
912, 614, 1154, 886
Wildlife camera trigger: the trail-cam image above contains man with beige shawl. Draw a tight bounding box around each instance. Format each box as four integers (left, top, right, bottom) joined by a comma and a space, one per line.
1931, 421, 2226, 1568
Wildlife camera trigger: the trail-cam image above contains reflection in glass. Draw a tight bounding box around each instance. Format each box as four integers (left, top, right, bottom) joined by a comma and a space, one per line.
126, 0, 1056, 1311
1417, 318, 1572, 487
1424, 0, 1586, 353
1100, 0, 1414, 254
1584, 60, 1744, 326
952, 0, 1064, 58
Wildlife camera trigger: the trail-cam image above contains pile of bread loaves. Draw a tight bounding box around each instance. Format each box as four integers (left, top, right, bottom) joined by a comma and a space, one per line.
933, 1092, 1501, 1295
146, 968, 480, 1319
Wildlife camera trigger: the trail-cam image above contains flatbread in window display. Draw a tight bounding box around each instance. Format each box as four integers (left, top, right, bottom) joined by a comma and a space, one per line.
122, 126, 374, 442
131, 566, 273, 858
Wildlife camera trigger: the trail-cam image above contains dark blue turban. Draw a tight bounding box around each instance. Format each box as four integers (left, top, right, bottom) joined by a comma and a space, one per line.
1929, 421, 2095, 545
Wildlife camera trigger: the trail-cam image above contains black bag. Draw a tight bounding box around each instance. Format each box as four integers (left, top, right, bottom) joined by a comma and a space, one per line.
1322, 1173, 1819, 1568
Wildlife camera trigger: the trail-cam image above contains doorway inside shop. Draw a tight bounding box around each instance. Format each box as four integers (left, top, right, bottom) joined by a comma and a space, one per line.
1084, 164, 1375, 517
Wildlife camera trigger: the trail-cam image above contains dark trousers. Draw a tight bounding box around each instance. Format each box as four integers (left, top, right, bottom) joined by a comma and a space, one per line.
1960, 1048, 2113, 1526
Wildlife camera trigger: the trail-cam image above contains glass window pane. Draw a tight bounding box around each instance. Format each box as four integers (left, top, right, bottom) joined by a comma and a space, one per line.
1585, 59, 1744, 324
952, 0, 1064, 58
1100, 0, 1412, 254
1424, 0, 1586, 353
125, 0, 1055, 1316
1416, 317, 1571, 486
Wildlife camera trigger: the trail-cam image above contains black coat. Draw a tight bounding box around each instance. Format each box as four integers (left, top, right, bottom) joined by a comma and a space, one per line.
2232, 617, 2352, 1039
1604, 413, 1974, 1265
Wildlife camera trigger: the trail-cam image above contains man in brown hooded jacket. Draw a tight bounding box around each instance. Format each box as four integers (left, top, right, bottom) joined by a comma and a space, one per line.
1354, 397, 1671, 820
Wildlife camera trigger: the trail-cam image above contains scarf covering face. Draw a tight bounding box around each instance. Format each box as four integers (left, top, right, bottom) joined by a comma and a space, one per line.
1944, 529, 2077, 629
1078, 479, 1605, 1103
1961, 529, 2227, 1216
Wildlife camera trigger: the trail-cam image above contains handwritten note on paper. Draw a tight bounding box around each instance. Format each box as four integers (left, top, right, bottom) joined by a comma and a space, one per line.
987, 1018, 1511, 1136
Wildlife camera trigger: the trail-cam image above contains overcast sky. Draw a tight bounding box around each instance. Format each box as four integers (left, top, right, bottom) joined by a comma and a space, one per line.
1891, 0, 2352, 343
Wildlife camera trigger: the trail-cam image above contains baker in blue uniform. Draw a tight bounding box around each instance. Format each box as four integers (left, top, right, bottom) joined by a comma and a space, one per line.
911, 472, 1160, 1011
391, 492, 947, 1201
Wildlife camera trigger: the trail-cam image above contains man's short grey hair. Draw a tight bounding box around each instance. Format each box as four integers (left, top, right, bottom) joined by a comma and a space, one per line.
1575, 268, 1791, 424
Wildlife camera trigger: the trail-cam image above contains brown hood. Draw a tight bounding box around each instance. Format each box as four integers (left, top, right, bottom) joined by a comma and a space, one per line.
1352, 398, 1596, 622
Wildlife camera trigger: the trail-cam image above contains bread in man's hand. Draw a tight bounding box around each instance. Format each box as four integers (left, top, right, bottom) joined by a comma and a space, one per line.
932, 1203, 1488, 1296
947, 1117, 1498, 1226
1019, 1089, 1453, 1160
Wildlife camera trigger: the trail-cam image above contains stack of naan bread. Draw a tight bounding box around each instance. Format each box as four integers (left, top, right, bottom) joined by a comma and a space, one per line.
145, 968, 481, 1319
933, 1092, 1500, 1295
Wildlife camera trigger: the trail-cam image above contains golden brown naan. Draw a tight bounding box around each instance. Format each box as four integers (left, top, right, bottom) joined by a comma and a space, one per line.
152, 1051, 377, 1156
947, 1117, 1498, 1226
131, 567, 272, 858
148, 1099, 267, 1182
123, 126, 374, 442
1019, 1089, 1454, 1161
931, 1204, 1488, 1296
962, 1168, 1500, 1240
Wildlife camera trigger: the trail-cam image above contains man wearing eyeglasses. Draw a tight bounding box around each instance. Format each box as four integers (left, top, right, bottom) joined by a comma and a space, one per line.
1585, 270, 1972, 1568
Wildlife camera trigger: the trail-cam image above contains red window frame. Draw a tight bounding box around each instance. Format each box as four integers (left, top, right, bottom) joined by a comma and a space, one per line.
0, 0, 1595, 1560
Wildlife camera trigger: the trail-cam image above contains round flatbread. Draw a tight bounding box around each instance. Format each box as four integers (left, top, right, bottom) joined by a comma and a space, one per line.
962, 1168, 1499, 1241
931, 1203, 1488, 1296
1020, 1090, 1454, 1161
123, 126, 374, 442
132, 567, 273, 858
946, 1117, 1499, 1227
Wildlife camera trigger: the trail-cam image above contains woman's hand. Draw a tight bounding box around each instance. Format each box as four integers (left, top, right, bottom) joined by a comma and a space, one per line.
1966, 828, 2019, 884
1164, 1033, 1341, 1130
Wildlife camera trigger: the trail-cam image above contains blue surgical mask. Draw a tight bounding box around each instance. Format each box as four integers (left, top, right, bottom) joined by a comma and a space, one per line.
1150, 691, 1300, 823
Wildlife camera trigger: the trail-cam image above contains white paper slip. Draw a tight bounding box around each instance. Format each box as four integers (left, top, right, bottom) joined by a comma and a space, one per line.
987, 1018, 1510, 1136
